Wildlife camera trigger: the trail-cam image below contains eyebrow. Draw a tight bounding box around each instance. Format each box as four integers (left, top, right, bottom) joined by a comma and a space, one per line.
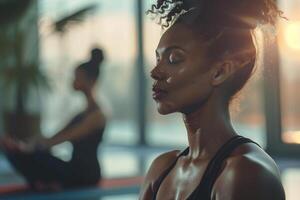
155, 46, 185, 57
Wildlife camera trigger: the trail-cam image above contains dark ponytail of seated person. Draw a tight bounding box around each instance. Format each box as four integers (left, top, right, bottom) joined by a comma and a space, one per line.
77, 48, 104, 81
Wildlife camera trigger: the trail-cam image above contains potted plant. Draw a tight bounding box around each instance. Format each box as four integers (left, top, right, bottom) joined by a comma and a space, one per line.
0, 63, 49, 140
0, 1, 98, 140
0, 0, 48, 140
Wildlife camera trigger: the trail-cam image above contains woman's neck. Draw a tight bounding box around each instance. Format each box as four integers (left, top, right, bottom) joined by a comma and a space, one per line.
84, 90, 97, 110
183, 98, 236, 160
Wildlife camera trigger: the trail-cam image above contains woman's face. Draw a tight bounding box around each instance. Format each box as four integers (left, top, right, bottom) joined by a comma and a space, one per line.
73, 69, 90, 91
151, 23, 215, 115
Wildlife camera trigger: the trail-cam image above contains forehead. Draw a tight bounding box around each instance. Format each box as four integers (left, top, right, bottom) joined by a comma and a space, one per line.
157, 23, 205, 53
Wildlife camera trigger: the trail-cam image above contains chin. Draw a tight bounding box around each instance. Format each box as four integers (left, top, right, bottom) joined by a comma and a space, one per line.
156, 102, 177, 115
157, 108, 171, 115
73, 86, 84, 92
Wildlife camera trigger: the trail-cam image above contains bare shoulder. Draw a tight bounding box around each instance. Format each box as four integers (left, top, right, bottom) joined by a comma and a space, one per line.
145, 150, 181, 181
139, 150, 181, 200
85, 108, 106, 127
214, 143, 285, 200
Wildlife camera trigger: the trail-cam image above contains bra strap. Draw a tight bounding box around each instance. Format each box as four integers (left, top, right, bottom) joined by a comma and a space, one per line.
191, 136, 260, 199
152, 147, 189, 200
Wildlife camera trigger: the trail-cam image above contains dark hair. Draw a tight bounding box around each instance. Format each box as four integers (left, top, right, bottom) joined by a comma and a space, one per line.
77, 48, 104, 81
147, 0, 283, 101
147, 0, 283, 29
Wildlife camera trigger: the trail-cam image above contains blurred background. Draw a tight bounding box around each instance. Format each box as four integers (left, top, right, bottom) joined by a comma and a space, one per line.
1, 0, 300, 199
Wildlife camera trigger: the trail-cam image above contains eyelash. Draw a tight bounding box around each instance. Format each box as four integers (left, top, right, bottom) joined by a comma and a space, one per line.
155, 54, 183, 65
168, 54, 183, 64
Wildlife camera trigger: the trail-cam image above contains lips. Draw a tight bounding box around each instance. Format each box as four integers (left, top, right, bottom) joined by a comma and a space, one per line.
152, 86, 167, 100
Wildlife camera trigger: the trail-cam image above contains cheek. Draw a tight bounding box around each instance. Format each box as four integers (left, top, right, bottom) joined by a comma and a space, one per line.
162, 68, 212, 113
73, 79, 84, 90
73, 80, 78, 89
166, 68, 185, 84
177, 77, 212, 108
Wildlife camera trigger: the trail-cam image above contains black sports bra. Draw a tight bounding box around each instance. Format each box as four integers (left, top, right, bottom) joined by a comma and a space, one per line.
152, 136, 260, 200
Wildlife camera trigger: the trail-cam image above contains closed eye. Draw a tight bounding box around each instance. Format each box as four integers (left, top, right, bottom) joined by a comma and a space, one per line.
168, 51, 185, 65
155, 46, 186, 65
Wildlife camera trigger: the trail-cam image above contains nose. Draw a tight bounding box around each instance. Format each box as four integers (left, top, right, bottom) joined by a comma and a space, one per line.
150, 66, 166, 80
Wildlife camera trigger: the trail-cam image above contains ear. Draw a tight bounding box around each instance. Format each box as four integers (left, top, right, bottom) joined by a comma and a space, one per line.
211, 60, 236, 86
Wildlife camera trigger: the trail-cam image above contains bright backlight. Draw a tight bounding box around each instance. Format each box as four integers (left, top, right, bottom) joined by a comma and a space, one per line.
284, 22, 300, 50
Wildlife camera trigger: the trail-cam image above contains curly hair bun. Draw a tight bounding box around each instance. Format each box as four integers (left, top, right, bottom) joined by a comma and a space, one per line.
205, 0, 282, 28
148, 0, 283, 29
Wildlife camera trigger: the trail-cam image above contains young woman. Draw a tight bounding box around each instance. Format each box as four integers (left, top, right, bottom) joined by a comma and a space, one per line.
1, 48, 106, 191
140, 0, 285, 199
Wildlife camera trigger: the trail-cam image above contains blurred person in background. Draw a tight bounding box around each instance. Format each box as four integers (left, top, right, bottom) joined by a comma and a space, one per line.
0, 48, 106, 191
139, 0, 285, 199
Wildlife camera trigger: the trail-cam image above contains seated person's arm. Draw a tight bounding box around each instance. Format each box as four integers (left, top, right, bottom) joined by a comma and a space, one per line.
0, 111, 105, 152
44, 110, 105, 148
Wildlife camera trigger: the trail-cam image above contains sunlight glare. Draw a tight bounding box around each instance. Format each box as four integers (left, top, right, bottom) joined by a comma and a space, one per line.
284, 21, 300, 51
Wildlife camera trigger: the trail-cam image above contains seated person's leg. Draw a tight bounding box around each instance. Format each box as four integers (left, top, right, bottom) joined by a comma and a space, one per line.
2, 137, 99, 190
5, 150, 70, 191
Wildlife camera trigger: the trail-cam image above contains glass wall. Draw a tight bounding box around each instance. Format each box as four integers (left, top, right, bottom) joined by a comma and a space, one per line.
231, 70, 266, 147
38, 0, 141, 180
277, 0, 300, 144
39, 0, 138, 147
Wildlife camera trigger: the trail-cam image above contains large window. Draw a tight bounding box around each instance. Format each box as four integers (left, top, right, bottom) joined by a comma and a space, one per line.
39, 0, 138, 147
231, 67, 266, 148
39, 0, 141, 181
277, 0, 300, 144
